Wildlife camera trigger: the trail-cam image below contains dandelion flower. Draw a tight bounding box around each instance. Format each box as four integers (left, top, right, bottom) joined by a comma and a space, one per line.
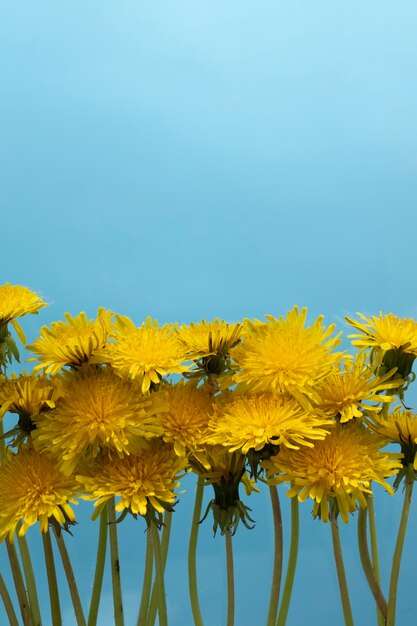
265, 423, 401, 523
101, 315, 190, 393
78, 440, 187, 519
0, 283, 46, 344
0, 447, 78, 542
33, 366, 163, 475
232, 306, 342, 405
27, 309, 113, 375
205, 392, 332, 454
369, 407, 417, 470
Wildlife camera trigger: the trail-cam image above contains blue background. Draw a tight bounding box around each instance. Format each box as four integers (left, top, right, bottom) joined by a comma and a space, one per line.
1, 1, 417, 624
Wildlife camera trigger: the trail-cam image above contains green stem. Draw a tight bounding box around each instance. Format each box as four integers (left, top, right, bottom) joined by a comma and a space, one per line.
266, 485, 283, 626
276, 496, 299, 626
387, 464, 414, 626
225, 530, 234, 626
357, 506, 387, 620
17, 532, 42, 626
108, 498, 124, 626
0, 571, 19, 626
188, 480, 205, 626
330, 517, 354, 626
42, 531, 62, 626
146, 511, 172, 626
368, 497, 383, 617
53, 528, 87, 626
137, 527, 154, 626
88, 505, 109, 626
6, 538, 32, 626
150, 522, 167, 626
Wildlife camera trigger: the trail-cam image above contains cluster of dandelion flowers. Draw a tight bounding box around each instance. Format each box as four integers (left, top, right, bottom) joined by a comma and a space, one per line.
232, 306, 342, 404
100, 315, 190, 393
315, 354, 401, 423
368, 407, 417, 470
0, 283, 47, 343
0, 447, 78, 542
78, 440, 188, 520
265, 423, 402, 523
205, 392, 332, 455
32, 366, 164, 475
26, 308, 113, 375
153, 381, 214, 457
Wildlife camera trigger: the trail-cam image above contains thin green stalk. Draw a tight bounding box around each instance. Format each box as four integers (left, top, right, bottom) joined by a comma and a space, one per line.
357, 507, 387, 621
225, 530, 234, 626
108, 497, 124, 626
146, 511, 172, 626
188, 480, 205, 626
53, 528, 87, 626
0, 571, 19, 626
42, 531, 62, 626
6, 538, 32, 626
88, 506, 109, 626
266, 485, 283, 626
136, 527, 154, 626
17, 532, 42, 626
276, 496, 299, 626
150, 522, 167, 626
330, 517, 354, 626
367, 498, 385, 626
387, 465, 414, 626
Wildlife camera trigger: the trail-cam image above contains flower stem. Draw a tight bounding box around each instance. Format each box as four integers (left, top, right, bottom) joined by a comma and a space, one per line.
0, 571, 19, 626
108, 497, 124, 626
146, 511, 172, 626
42, 531, 62, 626
225, 530, 235, 626
276, 496, 299, 626
330, 517, 354, 626
53, 528, 87, 626
17, 532, 42, 626
357, 506, 387, 620
6, 538, 32, 626
266, 485, 283, 626
136, 527, 154, 626
387, 464, 414, 626
188, 480, 205, 626
150, 522, 167, 626
367, 496, 384, 626
88, 505, 109, 626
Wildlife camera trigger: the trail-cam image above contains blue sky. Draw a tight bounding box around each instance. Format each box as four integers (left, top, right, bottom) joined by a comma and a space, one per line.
1, 1, 417, 624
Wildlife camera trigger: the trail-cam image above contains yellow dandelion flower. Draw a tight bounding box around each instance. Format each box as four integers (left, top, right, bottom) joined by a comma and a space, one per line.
0, 372, 59, 421
368, 406, 417, 471
153, 381, 214, 456
0, 447, 78, 542
316, 355, 402, 423
32, 367, 163, 475
232, 306, 342, 405
265, 424, 401, 523
101, 315, 190, 393
27, 309, 113, 375
78, 440, 187, 519
0, 283, 47, 344
206, 392, 332, 454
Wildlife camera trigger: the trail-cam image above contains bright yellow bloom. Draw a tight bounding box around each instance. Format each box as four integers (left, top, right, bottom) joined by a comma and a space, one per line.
0, 372, 60, 421
27, 309, 113, 375
32, 367, 163, 475
205, 392, 332, 454
232, 307, 342, 405
179, 318, 242, 359
0, 447, 77, 542
316, 355, 401, 423
346, 312, 417, 355
368, 407, 417, 470
153, 381, 214, 456
0, 283, 47, 343
101, 315, 190, 393
78, 440, 187, 519
265, 424, 401, 523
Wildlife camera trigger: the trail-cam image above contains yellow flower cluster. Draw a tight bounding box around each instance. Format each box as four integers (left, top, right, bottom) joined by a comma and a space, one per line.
0, 287, 415, 540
